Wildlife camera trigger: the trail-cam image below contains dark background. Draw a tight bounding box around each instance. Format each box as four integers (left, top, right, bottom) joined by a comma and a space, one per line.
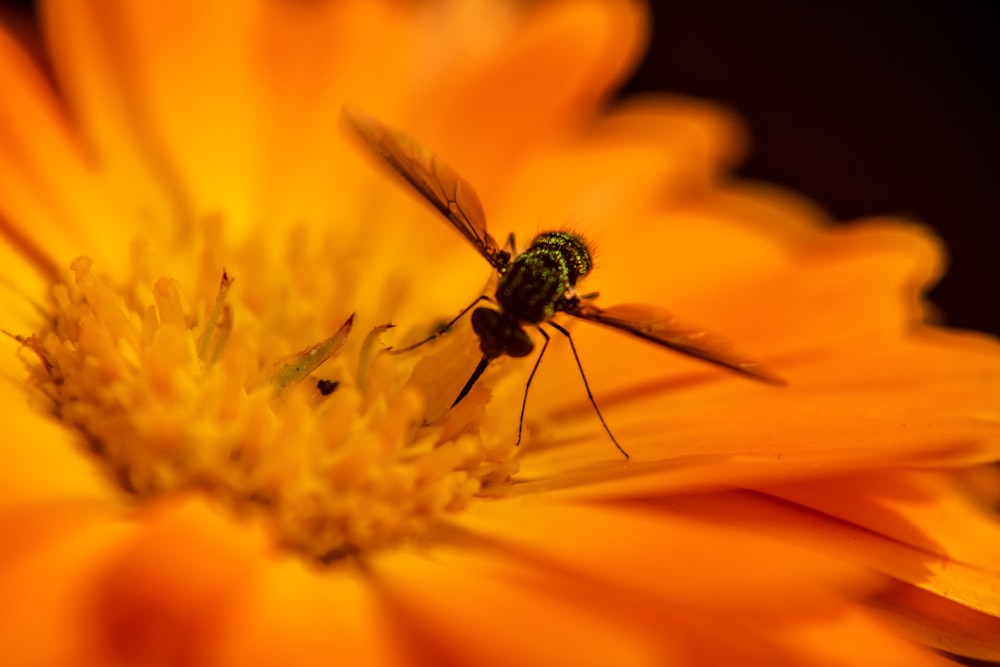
622, 1, 997, 337
2, 0, 996, 336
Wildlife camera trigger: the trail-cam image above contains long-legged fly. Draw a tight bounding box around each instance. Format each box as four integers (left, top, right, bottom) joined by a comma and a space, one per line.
343, 107, 785, 459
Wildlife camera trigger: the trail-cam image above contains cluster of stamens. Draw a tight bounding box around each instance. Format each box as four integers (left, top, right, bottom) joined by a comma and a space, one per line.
15, 235, 519, 562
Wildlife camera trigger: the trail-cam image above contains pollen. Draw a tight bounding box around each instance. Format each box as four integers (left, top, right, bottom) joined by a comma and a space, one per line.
14, 228, 519, 563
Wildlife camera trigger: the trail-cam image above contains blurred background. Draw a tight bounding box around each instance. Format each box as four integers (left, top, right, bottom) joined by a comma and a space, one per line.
2, 0, 995, 336
623, 1, 997, 337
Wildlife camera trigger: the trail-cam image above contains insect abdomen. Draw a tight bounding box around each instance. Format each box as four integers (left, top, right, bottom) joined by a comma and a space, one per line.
528, 232, 592, 284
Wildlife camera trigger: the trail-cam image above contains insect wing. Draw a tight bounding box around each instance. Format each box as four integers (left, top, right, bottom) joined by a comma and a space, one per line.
566, 302, 786, 385
343, 107, 507, 270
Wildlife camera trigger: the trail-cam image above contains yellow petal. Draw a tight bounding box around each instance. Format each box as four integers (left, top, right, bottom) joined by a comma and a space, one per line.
0, 379, 113, 506
0, 235, 52, 335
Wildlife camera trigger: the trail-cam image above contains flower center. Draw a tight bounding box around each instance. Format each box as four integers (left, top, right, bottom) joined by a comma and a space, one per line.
16, 224, 519, 563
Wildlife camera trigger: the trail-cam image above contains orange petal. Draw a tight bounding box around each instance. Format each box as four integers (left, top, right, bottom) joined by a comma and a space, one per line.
579, 218, 939, 347
0, 500, 134, 666
378, 501, 946, 664
41, 0, 191, 238
373, 549, 670, 667
420, 0, 649, 200
513, 324, 1000, 488
766, 603, 956, 667
207, 558, 410, 667
0, 24, 116, 274
870, 581, 1000, 661
622, 485, 1000, 656
87, 496, 262, 666
763, 471, 1000, 618
497, 94, 753, 240
244, 0, 414, 228
454, 497, 877, 613
43, 0, 259, 220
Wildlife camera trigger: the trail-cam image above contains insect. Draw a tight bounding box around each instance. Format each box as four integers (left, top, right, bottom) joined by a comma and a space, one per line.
343, 107, 785, 459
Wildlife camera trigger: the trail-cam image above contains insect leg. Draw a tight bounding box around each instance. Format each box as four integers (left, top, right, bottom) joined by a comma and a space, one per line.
548, 321, 630, 459
391, 295, 492, 354
516, 326, 551, 446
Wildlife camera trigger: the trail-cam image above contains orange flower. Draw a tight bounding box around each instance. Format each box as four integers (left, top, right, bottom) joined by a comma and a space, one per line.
2, 1, 999, 665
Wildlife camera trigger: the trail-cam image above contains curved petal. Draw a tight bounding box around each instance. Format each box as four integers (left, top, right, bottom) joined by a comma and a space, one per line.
0, 25, 124, 273
871, 581, 1000, 661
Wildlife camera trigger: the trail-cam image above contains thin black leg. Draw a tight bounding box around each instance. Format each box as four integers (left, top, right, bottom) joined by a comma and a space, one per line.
548, 321, 629, 459
517, 326, 551, 446
391, 295, 491, 354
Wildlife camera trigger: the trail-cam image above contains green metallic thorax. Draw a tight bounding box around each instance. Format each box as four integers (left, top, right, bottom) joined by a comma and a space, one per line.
495, 231, 592, 323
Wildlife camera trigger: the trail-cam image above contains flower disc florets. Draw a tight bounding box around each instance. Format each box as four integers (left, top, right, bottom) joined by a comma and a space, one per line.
16, 226, 519, 563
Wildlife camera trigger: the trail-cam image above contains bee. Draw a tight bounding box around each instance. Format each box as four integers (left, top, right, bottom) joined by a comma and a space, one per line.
343, 108, 785, 459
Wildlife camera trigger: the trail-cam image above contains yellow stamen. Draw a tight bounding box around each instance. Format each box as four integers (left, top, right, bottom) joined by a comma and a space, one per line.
15, 232, 519, 563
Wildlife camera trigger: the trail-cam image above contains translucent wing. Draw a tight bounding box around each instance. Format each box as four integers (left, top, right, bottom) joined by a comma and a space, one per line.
342, 107, 508, 270
565, 302, 787, 385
